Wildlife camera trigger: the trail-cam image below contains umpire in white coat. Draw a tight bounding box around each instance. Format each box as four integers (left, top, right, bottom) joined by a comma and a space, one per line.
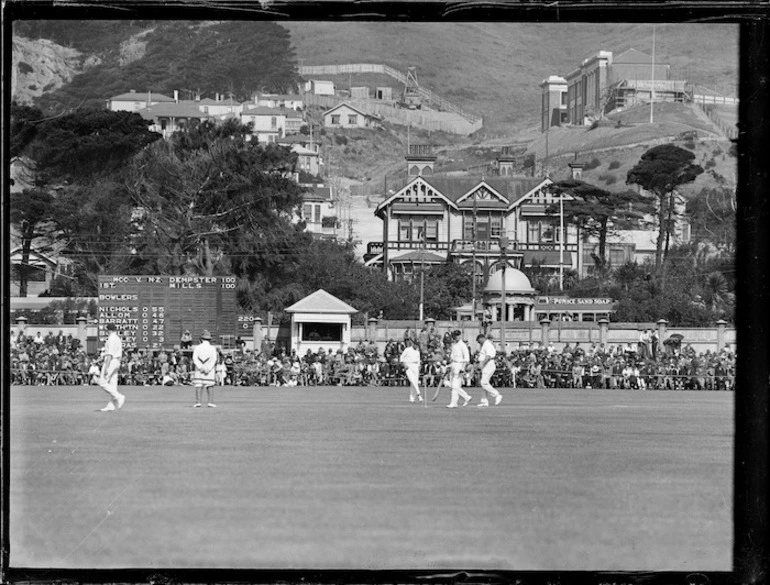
192, 329, 218, 408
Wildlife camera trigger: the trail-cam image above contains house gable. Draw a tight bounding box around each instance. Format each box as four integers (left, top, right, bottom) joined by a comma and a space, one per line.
374, 176, 457, 218
456, 181, 509, 205
506, 178, 557, 211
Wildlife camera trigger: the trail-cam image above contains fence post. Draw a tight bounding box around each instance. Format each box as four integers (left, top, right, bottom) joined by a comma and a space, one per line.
598, 318, 609, 346
656, 319, 668, 354
368, 317, 379, 344
716, 319, 727, 351
540, 319, 551, 347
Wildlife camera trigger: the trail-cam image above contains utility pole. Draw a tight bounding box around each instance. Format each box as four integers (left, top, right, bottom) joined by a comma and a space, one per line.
471, 194, 478, 323
419, 237, 426, 322
559, 190, 565, 290
499, 236, 509, 355
650, 24, 656, 124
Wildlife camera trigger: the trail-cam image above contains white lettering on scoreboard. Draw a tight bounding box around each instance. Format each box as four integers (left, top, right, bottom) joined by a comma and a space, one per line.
97, 275, 238, 350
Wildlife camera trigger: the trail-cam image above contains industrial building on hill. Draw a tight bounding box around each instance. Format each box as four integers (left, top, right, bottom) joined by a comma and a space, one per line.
540, 48, 688, 131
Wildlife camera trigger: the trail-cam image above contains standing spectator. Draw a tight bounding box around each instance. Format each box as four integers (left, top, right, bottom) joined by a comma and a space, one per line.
97, 324, 126, 412
192, 330, 218, 408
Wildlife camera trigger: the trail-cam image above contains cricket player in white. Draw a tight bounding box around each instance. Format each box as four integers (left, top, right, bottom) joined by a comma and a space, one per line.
192, 329, 218, 407
98, 323, 126, 412
476, 333, 502, 407
447, 330, 472, 408
399, 338, 423, 403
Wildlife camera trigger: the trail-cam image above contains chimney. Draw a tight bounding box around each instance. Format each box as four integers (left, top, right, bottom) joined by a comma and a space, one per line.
405, 144, 437, 177
568, 160, 586, 180
174, 90, 179, 103
497, 146, 516, 177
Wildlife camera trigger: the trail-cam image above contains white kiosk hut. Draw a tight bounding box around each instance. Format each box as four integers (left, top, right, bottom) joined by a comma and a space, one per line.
483, 268, 538, 321
284, 289, 358, 354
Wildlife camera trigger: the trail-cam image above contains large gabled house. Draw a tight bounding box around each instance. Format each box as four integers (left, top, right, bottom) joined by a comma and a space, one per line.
364, 146, 581, 284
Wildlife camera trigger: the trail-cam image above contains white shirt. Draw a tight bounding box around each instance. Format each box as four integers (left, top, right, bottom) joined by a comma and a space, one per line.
399, 346, 421, 369
478, 339, 497, 366
104, 331, 123, 361
450, 340, 470, 364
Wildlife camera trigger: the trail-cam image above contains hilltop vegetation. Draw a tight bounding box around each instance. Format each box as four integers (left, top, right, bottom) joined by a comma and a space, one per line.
14, 21, 301, 114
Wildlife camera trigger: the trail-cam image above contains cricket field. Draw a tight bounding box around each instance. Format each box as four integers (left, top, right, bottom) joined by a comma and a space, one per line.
9, 384, 733, 571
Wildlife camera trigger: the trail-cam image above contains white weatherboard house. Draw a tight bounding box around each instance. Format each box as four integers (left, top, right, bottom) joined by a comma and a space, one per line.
285, 289, 358, 354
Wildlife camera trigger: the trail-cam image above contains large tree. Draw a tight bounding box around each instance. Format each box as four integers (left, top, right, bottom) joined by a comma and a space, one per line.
626, 144, 703, 275
686, 186, 736, 253
124, 119, 308, 277
22, 108, 160, 185
9, 189, 57, 297
546, 179, 654, 271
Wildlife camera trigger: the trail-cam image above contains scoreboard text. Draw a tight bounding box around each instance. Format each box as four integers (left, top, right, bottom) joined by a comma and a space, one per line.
98, 275, 238, 349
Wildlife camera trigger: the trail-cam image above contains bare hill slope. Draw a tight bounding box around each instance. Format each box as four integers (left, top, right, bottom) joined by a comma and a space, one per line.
285, 22, 738, 135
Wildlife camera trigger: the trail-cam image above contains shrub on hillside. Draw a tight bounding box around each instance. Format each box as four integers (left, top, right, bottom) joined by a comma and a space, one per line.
683, 141, 696, 150
599, 173, 617, 185
584, 157, 601, 170
608, 160, 621, 170
334, 134, 348, 146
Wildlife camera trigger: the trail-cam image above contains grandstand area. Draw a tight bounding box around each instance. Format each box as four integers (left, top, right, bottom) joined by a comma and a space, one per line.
9, 385, 732, 571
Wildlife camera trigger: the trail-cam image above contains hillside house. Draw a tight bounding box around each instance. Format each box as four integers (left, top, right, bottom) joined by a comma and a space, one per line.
364, 146, 581, 284
240, 106, 287, 143
196, 96, 242, 119
137, 102, 209, 138
254, 94, 305, 110
284, 110, 305, 135
107, 89, 175, 112
292, 144, 321, 177
323, 103, 379, 129
300, 185, 337, 239
305, 80, 335, 96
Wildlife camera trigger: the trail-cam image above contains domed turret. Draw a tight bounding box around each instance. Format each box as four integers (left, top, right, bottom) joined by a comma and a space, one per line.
483, 268, 535, 294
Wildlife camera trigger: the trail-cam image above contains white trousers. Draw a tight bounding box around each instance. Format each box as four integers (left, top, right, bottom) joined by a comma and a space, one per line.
449, 362, 471, 406
405, 366, 421, 399
480, 361, 500, 401
98, 360, 122, 399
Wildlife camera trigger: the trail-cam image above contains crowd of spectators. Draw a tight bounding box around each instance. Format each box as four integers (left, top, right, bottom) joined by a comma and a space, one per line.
10, 326, 736, 391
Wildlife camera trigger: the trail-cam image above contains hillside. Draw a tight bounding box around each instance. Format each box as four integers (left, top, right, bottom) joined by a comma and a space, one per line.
12, 21, 738, 137
284, 22, 739, 135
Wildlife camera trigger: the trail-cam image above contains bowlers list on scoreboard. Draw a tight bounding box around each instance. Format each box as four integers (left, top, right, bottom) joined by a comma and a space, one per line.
98, 275, 238, 349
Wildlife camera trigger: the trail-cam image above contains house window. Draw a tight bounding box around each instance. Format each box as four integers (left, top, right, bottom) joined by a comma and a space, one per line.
425, 219, 438, 241
490, 216, 502, 238
400, 216, 440, 242
331, 115, 340, 125
541, 223, 555, 243
463, 217, 475, 240
528, 221, 539, 243
303, 203, 313, 220
271, 117, 277, 129
399, 219, 412, 241
348, 115, 358, 125
610, 248, 625, 266
315, 205, 322, 223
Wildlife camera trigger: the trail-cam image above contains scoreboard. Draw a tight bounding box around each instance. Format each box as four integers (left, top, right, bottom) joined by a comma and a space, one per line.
97, 275, 239, 349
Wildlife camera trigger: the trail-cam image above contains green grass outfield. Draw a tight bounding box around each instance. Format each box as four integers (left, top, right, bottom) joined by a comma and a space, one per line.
9, 384, 733, 571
